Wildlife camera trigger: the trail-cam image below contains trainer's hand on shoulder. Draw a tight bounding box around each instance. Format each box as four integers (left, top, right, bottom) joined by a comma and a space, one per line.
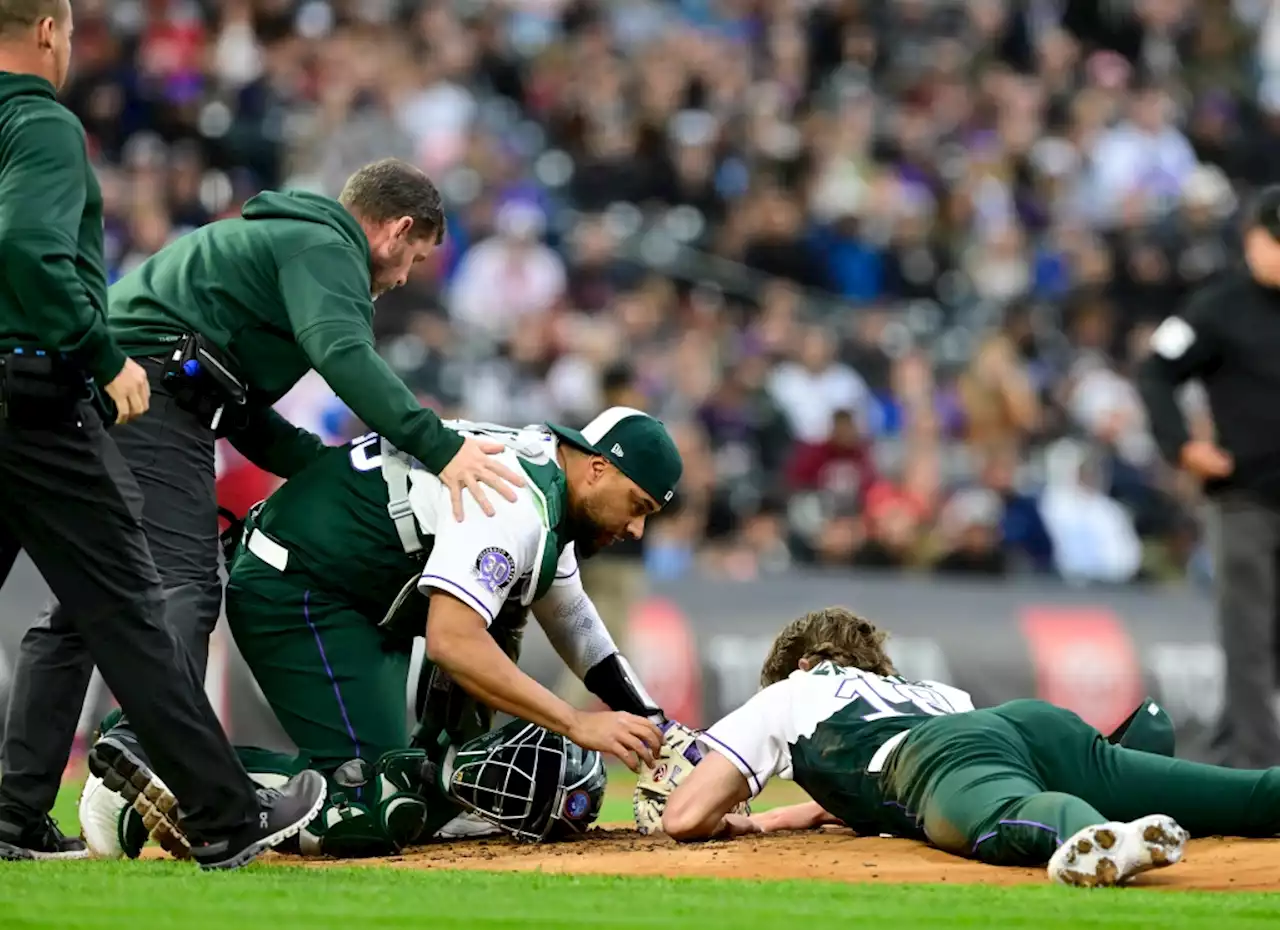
103, 358, 150, 425
567, 710, 662, 773
440, 436, 527, 522
1180, 440, 1234, 480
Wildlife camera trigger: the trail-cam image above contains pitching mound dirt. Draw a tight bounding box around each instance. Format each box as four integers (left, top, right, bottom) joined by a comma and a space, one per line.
275, 826, 1280, 891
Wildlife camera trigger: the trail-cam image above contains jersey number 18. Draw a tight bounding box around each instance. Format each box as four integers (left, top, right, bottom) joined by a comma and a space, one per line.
835, 676, 959, 722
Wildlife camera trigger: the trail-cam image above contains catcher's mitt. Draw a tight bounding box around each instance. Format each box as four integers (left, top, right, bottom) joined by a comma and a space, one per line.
633, 721, 750, 835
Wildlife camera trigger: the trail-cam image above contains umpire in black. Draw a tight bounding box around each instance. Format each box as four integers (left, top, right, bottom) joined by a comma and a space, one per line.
0, 0, 324, 868
1137, 185, 1280, 770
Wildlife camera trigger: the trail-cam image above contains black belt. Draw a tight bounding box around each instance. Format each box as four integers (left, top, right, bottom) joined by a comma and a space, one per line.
0, 349, 93, 426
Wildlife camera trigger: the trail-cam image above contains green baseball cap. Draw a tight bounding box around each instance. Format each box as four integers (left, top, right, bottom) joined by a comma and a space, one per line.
548, 407, 683, 506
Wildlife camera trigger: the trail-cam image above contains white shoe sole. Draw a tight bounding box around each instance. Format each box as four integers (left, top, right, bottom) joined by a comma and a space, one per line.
1048, 814, 1188, 887
28, 848, 91, 860
0, 842, 90, 861
195, 772, 328, 871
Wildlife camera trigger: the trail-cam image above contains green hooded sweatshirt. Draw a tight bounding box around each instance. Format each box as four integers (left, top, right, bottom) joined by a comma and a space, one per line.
0, 73, 125, 384
109, 190, 464, 473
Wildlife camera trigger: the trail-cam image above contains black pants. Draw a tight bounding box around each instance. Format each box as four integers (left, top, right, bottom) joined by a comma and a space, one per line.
1208, 492, 1280, 768
0, 381, 254, 838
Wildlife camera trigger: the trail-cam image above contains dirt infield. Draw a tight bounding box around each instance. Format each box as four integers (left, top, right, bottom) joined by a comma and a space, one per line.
281, 826, 1280, 891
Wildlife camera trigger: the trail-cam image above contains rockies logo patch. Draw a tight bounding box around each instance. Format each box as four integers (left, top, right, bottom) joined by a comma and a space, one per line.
564, 789, 591, 820
474, 546, 515, 594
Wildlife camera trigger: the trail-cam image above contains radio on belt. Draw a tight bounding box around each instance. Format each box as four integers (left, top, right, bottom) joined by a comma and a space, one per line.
161, 333, 247, 431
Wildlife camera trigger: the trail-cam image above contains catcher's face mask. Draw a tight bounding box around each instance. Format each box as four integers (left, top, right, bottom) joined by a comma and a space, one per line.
442, 719, 606, 843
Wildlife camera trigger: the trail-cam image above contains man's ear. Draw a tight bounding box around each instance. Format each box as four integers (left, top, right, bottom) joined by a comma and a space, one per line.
36, 16, 56, 50
797, 657, 814, 672
391, 216, 414, 241
588, 455, 609, 485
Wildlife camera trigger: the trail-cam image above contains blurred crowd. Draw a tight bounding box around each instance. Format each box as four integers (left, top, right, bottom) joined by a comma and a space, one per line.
68, 0, 1278, 586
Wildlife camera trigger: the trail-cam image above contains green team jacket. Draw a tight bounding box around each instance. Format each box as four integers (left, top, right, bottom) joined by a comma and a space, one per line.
108, 190, 464, 473
0, 73, 126, 384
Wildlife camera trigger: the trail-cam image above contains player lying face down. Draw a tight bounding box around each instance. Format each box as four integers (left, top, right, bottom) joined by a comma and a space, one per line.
657, 606, 1280, 887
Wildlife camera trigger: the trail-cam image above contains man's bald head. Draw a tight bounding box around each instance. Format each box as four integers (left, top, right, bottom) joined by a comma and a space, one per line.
0, 0, 73, 90
0, 0, 66, 37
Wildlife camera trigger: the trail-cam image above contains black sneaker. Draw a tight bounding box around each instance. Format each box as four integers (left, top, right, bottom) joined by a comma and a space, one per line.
0, 813, 89, 860
87, 737, 190, 860
190, 771, 326, 871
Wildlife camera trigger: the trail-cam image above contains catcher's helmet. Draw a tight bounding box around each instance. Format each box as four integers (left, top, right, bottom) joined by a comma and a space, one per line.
443, 719, 606, 843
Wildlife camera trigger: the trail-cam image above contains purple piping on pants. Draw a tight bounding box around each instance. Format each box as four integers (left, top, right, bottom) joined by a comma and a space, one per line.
972, 819, 1060, 852
304, 589, 363, 799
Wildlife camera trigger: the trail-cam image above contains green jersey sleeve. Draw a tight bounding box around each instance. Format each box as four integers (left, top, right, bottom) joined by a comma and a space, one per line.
278, 243, 464, 473
0, 113, 125, 382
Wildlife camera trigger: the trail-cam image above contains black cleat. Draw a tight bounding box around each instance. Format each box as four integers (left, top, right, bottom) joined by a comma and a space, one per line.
189, 771, 326, 871
0, 813, 89, 860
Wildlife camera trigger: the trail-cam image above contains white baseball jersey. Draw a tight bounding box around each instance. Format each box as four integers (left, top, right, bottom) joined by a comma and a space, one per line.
700, 662, 975, 797
405, 421, 618, 676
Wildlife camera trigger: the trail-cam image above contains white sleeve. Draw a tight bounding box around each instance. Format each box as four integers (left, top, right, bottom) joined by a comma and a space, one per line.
417, 486, 540, 626
530, 545, 621, 678
552, 540, 580, 583
698, 681, 796, 798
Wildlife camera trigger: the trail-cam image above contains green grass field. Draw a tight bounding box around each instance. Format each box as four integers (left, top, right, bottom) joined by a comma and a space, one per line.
3, 776, 1276, 929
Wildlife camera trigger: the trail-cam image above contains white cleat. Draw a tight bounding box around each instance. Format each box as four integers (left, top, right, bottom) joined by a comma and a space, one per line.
79, 773, 138, 859
433, 811, 501, 840
1048, 814, 1188, 887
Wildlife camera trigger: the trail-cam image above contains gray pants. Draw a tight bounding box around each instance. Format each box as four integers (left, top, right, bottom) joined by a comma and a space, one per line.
0, 386, 255, 837
1209, 493, 1280, 768
0, 361, 225, 816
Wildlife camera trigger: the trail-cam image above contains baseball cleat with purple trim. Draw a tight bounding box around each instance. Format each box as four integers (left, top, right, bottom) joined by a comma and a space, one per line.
1047, 814, 1188, 887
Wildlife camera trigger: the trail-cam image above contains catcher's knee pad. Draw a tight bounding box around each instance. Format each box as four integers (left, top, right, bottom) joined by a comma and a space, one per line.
236, 745, 308, 790
445, 719, 606, 843
300, 749, 436, 858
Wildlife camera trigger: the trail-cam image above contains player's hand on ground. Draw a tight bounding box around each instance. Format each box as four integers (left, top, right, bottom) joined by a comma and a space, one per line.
1180, 440, 1234, 480
568, 710, 661, 772
747, 801, 837, 834
719, 814, 764, 838
103, 358, 150, 424
441, 436, 527, 521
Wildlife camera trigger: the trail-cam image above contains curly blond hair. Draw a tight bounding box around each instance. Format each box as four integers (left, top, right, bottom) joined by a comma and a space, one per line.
760, 606, 896, 687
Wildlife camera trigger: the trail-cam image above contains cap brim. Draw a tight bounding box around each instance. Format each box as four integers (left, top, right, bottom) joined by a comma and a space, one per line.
547, 424, 599, 455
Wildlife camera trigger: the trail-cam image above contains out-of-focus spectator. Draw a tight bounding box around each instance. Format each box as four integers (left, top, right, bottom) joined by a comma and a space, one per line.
931, 488, 1009, 577
958, 314, 1043, 454
769, 324, 872, 443
73, 0, 1273, 589
979, 444, 1055, 574
786, 409, 876, 508
1039, 440, 1143, 585
448, 201, 567, 339
1087, 83, 1198, 227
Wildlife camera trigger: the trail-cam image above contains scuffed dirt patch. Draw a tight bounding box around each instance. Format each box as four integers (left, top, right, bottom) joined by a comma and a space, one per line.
270, 826, 1280, 891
